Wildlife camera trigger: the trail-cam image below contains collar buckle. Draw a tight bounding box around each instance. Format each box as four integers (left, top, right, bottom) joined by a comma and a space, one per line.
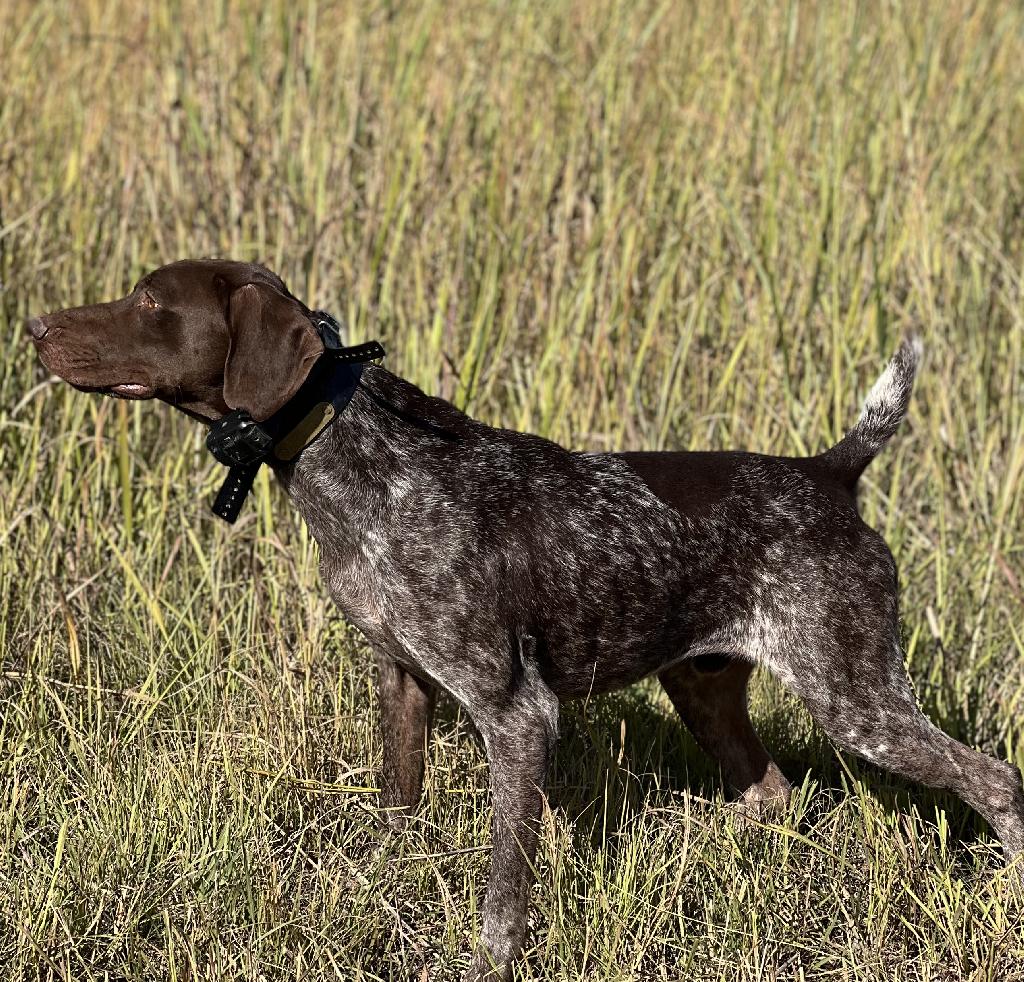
311, 310, 345, 351
311, 311, 386, 364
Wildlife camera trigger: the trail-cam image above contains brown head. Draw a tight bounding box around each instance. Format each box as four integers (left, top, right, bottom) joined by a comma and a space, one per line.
26, 259, 325, 423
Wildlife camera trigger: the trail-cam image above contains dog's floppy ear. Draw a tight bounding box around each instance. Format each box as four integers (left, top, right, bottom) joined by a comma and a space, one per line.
223, 282, 323, 421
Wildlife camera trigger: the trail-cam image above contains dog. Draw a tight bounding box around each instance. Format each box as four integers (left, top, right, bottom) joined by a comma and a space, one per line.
27, 259, 1024, 980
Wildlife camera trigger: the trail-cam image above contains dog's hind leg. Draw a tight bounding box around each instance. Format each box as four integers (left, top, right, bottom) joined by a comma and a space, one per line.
373, 649, 437, 830
779, 634, 1024, 867
659, 655, 791, 814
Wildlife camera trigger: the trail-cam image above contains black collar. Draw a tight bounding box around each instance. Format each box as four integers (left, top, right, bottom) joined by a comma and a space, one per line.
206, 311, 384, 523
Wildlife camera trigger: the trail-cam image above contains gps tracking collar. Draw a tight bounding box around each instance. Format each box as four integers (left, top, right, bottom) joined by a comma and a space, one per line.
206, 311, 384, 524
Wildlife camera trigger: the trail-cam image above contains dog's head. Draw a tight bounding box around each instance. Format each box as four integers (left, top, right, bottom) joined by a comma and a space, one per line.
26, 259, 324, 422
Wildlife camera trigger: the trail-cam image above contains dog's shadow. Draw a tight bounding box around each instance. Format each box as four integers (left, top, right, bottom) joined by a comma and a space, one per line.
524, 682, 997, 864
413, 676, 999, 882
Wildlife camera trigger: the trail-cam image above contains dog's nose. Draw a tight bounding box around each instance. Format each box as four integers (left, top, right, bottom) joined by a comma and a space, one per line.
25, 317, 48, 341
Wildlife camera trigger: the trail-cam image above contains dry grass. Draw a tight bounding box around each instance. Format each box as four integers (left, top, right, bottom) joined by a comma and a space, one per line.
2, 1, 1024, 979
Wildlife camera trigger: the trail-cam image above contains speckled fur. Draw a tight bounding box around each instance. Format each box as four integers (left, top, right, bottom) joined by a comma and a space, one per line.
271, 344, 1024, 980
29, 264, 1024, 982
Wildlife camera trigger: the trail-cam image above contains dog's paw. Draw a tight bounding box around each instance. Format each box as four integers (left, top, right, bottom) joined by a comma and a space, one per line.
380, 804, 413, 833
461, 939, 519, 982
732, 772, 793, 828
461, 955, 511, 982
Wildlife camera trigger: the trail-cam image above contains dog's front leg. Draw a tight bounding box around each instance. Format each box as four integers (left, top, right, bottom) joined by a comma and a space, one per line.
467, 680, 559, 981
373, 649, 436, 830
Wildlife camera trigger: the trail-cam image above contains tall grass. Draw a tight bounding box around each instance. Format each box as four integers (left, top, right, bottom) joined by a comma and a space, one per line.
2, 1, 1023, 978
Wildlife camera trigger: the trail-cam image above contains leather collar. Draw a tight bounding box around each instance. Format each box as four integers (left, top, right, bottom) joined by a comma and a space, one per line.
206, 311, 384, 523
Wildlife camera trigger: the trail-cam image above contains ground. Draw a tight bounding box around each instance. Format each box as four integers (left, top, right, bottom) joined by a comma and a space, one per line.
1, 1, 1023, 978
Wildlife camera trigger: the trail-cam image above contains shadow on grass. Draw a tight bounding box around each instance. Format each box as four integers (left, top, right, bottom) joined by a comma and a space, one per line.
377, 672, 1000, 878
534, 683, 997, 860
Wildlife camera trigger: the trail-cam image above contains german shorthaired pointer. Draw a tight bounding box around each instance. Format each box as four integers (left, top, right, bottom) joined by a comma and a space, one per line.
27, 260, 1024, 979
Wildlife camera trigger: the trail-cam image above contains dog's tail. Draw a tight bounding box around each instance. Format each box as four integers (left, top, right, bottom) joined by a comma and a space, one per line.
819, 335, 923, 488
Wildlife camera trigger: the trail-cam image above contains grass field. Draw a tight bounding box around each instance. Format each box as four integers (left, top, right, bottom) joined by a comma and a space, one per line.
3, 1, 1024, 978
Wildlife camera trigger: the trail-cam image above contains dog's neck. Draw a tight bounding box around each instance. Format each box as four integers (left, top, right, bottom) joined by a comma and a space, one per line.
271, 365, 475, 550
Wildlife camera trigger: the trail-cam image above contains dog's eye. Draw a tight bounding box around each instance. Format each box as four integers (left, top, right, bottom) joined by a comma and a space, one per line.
138, 291, 160, 310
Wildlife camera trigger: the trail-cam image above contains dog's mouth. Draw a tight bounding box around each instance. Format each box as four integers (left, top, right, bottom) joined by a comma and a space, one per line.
108, 382, 155, 399
34, 345, 156, 400
72, 381, 156, 400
